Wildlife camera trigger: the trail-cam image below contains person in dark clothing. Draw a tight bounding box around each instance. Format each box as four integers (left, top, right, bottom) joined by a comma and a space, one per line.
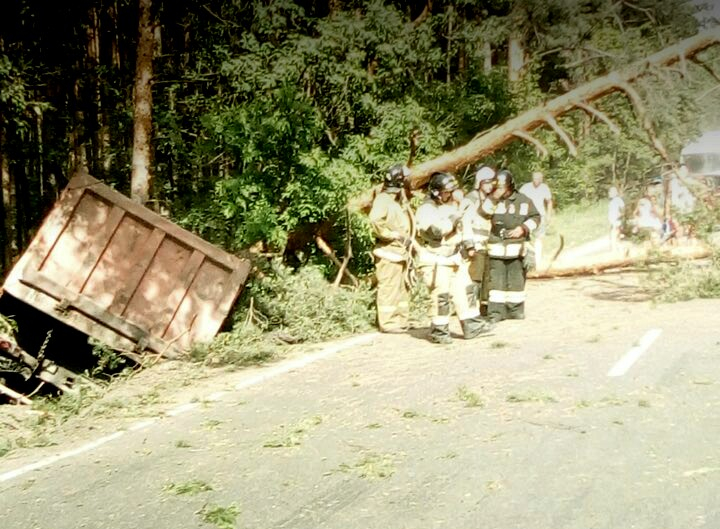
480, 169, 541, 322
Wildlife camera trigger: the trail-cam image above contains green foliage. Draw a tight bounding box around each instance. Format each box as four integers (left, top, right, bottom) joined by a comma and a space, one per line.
88, 338, 128, 377
197, 503, 241, 529
190, 325, 279, 367
243, 260, 375, 341
163, 479, 214, 496
0, 314, 18, 337
191, 260, 375, 366
645, 251, 720, 303
32, 385, 103, 424
457, 385, 484, 408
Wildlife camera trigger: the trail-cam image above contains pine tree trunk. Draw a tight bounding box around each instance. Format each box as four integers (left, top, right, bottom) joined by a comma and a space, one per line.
131, 0, 154, 204
482, 41, 492, 74
508, 33, 524, 83
0, 123, 13, 271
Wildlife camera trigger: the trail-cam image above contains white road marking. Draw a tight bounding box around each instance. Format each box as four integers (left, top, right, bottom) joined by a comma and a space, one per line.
234, 333, 378, 390
127, 419, 157, 432
206, 391, 227, 402
166, 402, 199, 417
0, 332, 379, 485
607, 328, 663, 377
0, 431, 126, 483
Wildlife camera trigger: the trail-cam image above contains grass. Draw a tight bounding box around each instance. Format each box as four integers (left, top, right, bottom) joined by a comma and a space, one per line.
490, 341, 509, 349
400, 410, 420, 419
174, 439, 192, 448
197, 503, 240, 529
338, 452, 397, 479
456, 385, 484, 408
202, 419, 224, 430
544, 199, 610, 261
506, 391, 558, 404
263, 416, 323, 448
164, 479, 213, 495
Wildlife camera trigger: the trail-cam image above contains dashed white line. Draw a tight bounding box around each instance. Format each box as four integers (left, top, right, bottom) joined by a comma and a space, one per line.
0, 332, 379, 485
608, 328, 663, 377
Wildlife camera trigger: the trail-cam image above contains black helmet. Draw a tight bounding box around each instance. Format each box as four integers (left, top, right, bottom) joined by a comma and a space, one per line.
383, 164, 409, 192
428, 172, 459, 201
495, 169, 515, 194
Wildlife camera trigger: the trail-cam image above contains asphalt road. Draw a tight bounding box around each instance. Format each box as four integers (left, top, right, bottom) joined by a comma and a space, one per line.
1, 274, 719, 529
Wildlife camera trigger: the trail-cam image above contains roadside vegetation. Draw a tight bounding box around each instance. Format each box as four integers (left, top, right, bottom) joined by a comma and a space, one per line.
644, 196, 720, 302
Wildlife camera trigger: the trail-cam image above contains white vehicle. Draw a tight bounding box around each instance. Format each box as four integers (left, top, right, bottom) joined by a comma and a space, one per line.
680, 130, 720, 192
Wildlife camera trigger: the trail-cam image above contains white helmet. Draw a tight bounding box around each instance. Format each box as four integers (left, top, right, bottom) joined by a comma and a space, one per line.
473, 166, 496, 190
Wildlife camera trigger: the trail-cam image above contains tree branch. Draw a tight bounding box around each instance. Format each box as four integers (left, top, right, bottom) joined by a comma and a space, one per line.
512, 130, 549, 157
315, 235, 359, 287
617, 82, 670, 162
690, 56, 720, 83
544, 114, 577, 157
575, 101, 621, 135
412, 0, 433, 28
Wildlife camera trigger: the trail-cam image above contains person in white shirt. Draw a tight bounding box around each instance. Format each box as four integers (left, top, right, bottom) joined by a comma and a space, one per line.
519, 171, 553, 267
607, 186, 625, 252
670, 164, 696, 215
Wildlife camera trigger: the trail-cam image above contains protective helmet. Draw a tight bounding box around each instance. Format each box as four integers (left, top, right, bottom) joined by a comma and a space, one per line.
383, 164, 410, 192
428, 172, 459, 201
495, 169, 515, 194
473, 166, 496, 189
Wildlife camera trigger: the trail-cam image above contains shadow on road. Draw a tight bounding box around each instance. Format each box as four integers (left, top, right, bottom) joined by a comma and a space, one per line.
579, 275, 654, 303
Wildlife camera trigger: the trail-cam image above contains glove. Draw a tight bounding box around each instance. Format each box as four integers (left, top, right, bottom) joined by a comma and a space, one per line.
461, 240, 476, 259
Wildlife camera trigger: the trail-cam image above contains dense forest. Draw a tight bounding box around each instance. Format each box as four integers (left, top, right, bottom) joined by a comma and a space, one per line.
1, 0, 719, 277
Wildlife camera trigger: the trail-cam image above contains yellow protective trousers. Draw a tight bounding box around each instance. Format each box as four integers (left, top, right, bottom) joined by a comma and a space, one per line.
419, 261, 479, 328
375, 258, 410, 332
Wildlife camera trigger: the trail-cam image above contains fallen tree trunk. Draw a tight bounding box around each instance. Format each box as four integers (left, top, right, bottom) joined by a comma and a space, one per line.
351, 27, 720, 213
409, 27, 720, 188
528, 245, 712, 279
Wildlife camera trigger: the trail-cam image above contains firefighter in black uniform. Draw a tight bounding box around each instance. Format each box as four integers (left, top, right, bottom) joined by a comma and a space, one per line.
482, 169, 540, 322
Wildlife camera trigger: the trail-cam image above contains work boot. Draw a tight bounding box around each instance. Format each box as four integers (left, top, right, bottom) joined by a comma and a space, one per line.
382, 327, 408, 334
506, 310, 525, 320
429, 324, 452, 344
461, 317, 494, 339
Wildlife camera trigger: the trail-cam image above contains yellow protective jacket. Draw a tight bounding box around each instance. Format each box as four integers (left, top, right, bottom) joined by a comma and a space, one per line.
462, 190, 492, 252
415, 198, 464, 266
368, 191, 413, 262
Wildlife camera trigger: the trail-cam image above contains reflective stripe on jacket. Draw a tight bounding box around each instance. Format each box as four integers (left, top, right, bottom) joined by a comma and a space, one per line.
486, 191, 541, 260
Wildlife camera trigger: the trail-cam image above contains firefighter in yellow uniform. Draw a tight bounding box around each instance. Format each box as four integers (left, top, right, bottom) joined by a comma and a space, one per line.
482, 169, 540, 322
416, 172, 493, 344
462, 165, 496, 316
369, 164, 414, 333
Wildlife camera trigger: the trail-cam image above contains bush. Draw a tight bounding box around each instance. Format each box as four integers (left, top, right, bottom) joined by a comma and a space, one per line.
191, 260, 376, 366
645, 251, 720, 303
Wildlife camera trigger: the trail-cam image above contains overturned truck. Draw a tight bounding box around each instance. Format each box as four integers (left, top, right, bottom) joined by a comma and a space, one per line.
0, 170, 250, 402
